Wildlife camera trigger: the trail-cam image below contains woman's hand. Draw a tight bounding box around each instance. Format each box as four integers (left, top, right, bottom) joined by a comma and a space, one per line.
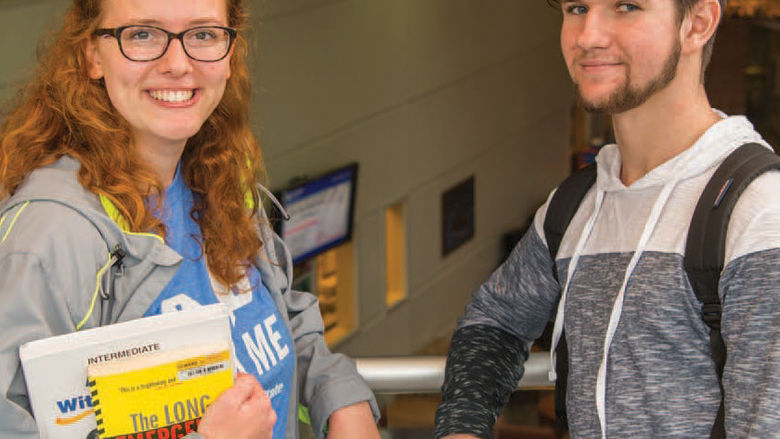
198, 373, 275, 439
325, 401, 379, 439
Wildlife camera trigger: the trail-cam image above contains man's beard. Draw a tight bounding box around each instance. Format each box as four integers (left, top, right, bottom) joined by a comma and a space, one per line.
575, 39, 682, 114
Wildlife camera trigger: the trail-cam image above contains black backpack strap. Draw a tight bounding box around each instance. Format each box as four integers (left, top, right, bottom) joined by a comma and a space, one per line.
685, 142, 780, 439
544, 164, 598, 269
542, 164, 597, 431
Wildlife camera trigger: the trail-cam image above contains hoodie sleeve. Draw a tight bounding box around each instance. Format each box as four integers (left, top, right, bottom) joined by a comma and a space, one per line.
0, 201, 108, 438
284, 285, 379, 437
434, 325, 527, 439
0, 252, 55, 438
434, 209, 563, 438
718, 170, 780, 438
460, 217, 562, 344
259, 222, 379, 439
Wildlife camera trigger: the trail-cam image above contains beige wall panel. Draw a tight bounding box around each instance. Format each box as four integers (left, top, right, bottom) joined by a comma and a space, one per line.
402, 0, 561, 98
339, 296, 414, 356
338, 112, 569, 354
264, 109, 413, 218
255, 0, 340, 20
519, 111, 574, 194
403, 45, 565, 184
251, 0, 563, 157
352, 209, 386, 326
251, 0, 407, 158
406, 241, 498, 347
0, 0, 67, 106
403, 100, 570, 297
338, 231, 497, 356
476, 109, 572, 239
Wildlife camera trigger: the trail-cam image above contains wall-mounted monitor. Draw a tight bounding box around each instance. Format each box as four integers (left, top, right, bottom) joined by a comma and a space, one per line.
277, 163, 358, 265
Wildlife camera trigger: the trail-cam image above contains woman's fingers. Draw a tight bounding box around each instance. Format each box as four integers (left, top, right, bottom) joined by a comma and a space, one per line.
198, 373, 276, 439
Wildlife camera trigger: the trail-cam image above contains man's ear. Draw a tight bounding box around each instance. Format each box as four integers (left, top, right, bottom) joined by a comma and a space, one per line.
681, 0, 721, 54
85, 38, 104, 79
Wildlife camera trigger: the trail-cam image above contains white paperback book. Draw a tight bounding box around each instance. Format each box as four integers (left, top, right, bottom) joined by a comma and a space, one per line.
19, 303, 232, 439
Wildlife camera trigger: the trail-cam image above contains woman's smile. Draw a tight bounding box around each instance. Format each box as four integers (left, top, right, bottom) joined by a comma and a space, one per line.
146, 88, 200, 108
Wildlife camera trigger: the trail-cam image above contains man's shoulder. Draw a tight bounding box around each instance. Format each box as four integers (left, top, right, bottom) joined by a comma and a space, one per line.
725, 166, 780, 263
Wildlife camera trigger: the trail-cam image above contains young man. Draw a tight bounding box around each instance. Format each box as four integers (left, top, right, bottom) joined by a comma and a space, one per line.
434, 0, 780, 438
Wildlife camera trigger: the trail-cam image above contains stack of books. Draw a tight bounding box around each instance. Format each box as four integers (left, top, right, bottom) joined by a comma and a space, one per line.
19, 304, 233, 439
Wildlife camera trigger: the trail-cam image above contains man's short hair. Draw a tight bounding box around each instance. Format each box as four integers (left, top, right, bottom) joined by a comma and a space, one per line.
546, 0, 727, 73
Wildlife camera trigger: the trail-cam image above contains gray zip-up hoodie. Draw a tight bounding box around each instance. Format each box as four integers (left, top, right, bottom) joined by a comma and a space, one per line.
0, 156, 378, 439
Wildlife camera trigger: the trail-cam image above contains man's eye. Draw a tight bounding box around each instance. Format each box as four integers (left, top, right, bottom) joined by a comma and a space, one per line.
617, 3, 640, 12
564, 5, 588, 15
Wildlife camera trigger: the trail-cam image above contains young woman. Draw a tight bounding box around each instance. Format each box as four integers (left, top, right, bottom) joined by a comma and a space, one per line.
0, 1, 379, 438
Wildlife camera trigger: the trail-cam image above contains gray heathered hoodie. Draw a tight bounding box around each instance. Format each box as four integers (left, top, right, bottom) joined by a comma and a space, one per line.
459, 115, 780, 438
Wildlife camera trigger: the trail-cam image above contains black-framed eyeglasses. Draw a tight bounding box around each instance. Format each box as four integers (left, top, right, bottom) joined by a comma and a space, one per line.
95, 25, 237, 62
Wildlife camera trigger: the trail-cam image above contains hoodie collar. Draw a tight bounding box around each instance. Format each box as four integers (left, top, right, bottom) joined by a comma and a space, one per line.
595, 114, 767, 192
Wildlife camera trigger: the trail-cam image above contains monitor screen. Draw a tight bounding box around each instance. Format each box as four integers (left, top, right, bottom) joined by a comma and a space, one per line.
278, 164, 358, 265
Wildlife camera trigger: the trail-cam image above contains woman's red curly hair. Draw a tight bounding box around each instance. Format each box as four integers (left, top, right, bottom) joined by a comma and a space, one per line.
0, 0, 265, 288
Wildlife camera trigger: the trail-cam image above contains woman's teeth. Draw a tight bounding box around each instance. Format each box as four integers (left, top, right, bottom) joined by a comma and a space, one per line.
149, 90, 194, 103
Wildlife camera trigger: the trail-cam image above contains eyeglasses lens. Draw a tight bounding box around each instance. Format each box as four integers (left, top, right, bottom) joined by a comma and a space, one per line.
183, 28, 231, 61
120, 26, 231, 62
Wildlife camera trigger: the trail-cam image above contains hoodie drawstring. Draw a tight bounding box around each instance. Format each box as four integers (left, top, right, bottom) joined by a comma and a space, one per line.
547, 173, 682, 439
594, 178, 680, 439
549, 188, 605, 381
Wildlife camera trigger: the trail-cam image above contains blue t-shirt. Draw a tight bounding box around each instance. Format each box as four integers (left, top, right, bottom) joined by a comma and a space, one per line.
144, 167, 294, 439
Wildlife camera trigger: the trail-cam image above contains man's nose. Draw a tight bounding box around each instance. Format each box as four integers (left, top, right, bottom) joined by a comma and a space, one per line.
577, 10, 612, 51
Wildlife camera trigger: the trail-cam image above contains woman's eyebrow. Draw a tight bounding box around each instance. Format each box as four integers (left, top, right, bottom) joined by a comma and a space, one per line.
188, 17, 225, 26
120, 17, 162, 25
118, 17, 225, 27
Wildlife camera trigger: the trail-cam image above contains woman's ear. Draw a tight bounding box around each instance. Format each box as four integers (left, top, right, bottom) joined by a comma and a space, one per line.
226, 46, 234, 79
85, 38, 104, 79
681, 0, 721, 54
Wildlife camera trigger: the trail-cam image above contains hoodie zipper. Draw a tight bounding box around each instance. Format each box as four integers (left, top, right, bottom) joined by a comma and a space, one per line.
99, 245, 126, 326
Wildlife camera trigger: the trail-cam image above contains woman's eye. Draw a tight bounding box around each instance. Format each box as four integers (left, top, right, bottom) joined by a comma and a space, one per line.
129, 30, 151, 40
194, 31, 216, 40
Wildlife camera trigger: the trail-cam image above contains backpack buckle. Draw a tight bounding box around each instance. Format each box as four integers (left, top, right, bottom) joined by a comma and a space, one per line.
701, 303, 722, 330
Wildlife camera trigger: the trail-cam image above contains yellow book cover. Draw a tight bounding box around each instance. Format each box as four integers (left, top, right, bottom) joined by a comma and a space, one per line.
87, 341, 233, 439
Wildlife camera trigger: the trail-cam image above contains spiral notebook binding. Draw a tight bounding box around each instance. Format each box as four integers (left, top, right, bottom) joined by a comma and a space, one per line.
88, 379, 106, 437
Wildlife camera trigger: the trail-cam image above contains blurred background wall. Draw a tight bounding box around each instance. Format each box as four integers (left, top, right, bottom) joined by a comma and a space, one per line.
0, 0, 572, 357
249, 0, 571, 356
